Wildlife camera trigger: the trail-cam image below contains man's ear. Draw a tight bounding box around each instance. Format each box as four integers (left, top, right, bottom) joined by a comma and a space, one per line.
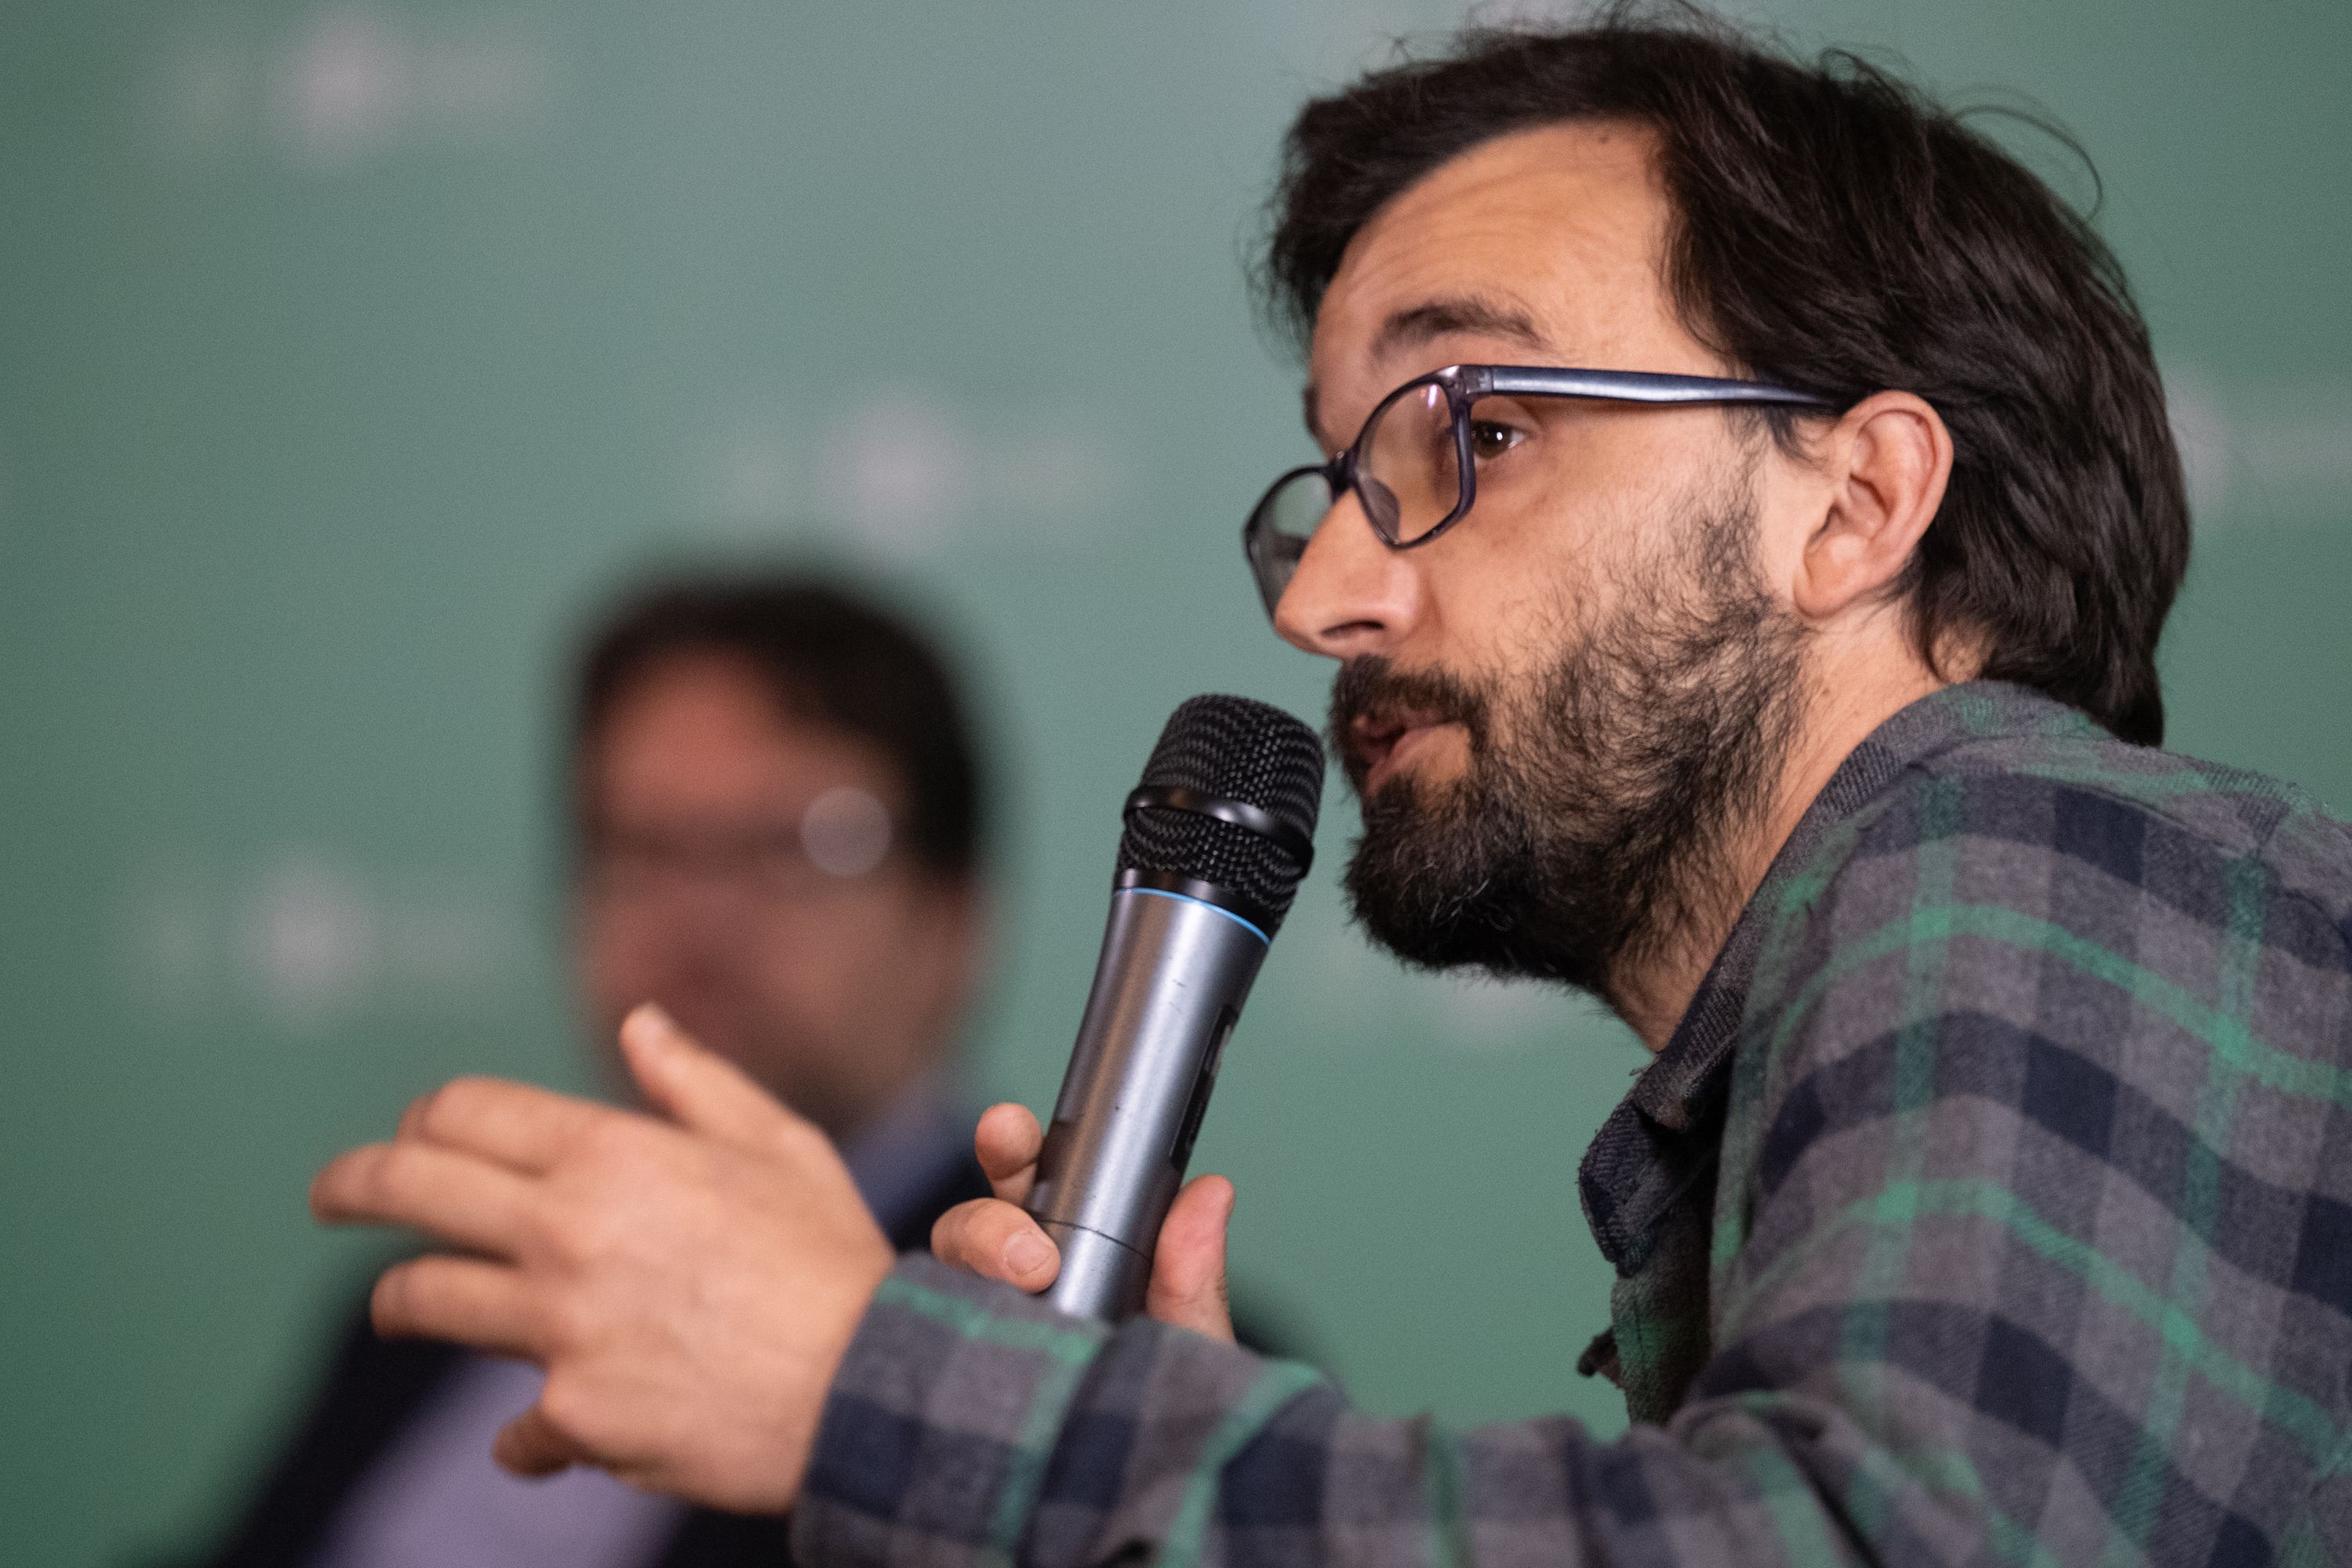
1791, 390, 1952, 624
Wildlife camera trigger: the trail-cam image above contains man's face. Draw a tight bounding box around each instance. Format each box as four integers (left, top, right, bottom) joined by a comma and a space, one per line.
573, 652, 975, 1138
1276, 122, 1810, 993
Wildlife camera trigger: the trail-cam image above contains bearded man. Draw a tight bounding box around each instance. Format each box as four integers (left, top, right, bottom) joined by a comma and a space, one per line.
310, 13, 2352, 1566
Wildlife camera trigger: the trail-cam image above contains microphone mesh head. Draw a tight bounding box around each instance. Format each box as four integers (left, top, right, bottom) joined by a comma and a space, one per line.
1117, 695, 1325, 933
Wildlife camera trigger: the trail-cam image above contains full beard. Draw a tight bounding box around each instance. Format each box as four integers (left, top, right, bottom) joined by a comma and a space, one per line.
1334, 490, 1808, 1005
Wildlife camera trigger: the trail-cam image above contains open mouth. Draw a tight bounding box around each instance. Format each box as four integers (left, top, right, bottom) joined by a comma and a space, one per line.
1348, 707, 1453, 794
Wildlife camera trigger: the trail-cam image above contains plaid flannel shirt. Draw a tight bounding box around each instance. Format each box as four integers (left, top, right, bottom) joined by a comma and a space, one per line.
794, 683, 2352, 1567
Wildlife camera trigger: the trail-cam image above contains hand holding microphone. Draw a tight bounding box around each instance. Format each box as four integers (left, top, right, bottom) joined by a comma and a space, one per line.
941, 1102, 1245, 1338
306, 692, 1323, 1512
933, 695, 1324, 1326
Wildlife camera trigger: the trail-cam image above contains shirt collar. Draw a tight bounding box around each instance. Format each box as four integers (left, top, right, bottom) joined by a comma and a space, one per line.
1581, 681, 2085, 1265
1638, 680, 2081, 1127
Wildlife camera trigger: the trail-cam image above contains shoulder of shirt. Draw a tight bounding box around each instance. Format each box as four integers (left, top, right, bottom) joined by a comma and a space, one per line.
1766, 688, 2352, 941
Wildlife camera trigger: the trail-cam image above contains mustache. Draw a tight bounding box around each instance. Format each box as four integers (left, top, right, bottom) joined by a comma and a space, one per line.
1327, 655, 1494, 789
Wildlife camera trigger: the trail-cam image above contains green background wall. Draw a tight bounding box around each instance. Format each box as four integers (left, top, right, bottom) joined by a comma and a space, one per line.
3, 2, 2346, 1561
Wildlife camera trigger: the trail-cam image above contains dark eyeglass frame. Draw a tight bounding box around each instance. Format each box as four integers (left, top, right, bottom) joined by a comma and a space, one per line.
1242, 363, 1836, 621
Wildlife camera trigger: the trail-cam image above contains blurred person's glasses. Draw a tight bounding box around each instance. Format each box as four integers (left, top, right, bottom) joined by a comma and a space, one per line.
1242, 364, 1835, 621
581, 787, 898, 906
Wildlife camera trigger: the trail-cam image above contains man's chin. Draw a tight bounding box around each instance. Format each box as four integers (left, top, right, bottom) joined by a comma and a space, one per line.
1345, 786, 1534, 974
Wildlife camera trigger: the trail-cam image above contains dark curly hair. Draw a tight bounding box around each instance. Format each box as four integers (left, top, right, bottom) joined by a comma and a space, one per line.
1258, 4, 2187, 744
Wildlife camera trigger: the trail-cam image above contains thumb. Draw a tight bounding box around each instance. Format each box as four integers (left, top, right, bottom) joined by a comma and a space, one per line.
618, 1004, 796, 1148
494, 1401, 588, 1478
1145, 1174, 1236, 1342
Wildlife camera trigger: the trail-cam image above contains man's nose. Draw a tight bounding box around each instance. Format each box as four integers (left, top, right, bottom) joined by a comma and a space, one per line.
1272, 491, 1422, 659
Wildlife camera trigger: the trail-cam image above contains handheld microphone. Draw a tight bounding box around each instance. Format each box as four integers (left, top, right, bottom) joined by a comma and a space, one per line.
1024, 695, 1325, 1321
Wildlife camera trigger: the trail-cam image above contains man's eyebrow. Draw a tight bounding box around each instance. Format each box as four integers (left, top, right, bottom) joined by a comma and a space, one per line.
1373, 296, 1547, 360
1298, 296, 1548, 455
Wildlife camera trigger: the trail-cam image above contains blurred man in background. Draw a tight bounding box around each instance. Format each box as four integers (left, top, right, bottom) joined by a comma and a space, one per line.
197, 572, 993, 1568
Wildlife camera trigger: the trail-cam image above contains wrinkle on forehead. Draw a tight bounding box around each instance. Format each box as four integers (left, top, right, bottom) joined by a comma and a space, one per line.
1374, 296, 1546, 361
1308, 122, 1699, 413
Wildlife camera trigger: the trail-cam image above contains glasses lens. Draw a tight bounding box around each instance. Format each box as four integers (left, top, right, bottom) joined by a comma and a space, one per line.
1244, 467, 1331, 619
1357, 380, 1461, 543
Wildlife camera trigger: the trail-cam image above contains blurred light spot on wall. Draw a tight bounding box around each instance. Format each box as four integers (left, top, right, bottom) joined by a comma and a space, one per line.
243, 856, 376, 1028
687, 390, 1125, 561
122, 854, 529, 1033
278, 11, 410, 167
2166, 363, 2352, 530
835, 391, 971, 559
148, 9, 557, 169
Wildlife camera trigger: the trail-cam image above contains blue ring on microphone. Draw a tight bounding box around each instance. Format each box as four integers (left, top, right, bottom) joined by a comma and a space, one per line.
1116, 886, 1270, 945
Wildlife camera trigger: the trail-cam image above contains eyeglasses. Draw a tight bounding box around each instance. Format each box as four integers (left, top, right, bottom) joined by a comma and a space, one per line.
1241, 363, 1834, 621
579, 789, 899, 909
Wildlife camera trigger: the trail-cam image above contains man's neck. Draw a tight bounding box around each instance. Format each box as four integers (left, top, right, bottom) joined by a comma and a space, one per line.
1608, 659, 1952, 1051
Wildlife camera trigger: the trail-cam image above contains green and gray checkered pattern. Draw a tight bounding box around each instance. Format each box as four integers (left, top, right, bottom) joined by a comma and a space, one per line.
797, 683, 2352, 1567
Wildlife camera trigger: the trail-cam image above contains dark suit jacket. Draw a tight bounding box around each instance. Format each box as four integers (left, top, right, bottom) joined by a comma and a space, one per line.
192, 1155, 993, 1568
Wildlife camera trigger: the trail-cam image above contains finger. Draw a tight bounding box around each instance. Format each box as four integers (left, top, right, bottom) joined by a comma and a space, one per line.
495, 1402, 588, 1478
369, 1254, 540, 1357
395, 1091, 433, 1143
395, 1075, 610, 1175
931, 1196, 1060, 1293
973, 1102, 1044, 1203
311, 1142, 540, 1254
1145, 1174, 1235, 1342
619, 1004, 801, 1150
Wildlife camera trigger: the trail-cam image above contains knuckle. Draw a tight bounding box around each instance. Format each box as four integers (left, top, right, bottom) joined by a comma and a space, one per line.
534, 1371, 596, 1446
557, 1125, 655, 1205
931, 1201, 981, 1260
535, 1289, 593, 1356
366, 1144, 418, 1202
414, 1079, 478, 1141
575, 1112, 654, 1174
938, 1198, 1022, 1269
370, 1262, 418, 1330
535, 1368, 638, 1464
317, 1148, 374, 1210
398, 1085, 440, 1132
536, 1198, 620, 1270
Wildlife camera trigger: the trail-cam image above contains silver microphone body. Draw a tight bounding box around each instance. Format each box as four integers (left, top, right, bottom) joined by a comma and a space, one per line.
1025, 886, 1270, 1321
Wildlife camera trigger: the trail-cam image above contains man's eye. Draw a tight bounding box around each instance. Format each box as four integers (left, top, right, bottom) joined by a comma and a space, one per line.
1468, 420, 1526, 462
